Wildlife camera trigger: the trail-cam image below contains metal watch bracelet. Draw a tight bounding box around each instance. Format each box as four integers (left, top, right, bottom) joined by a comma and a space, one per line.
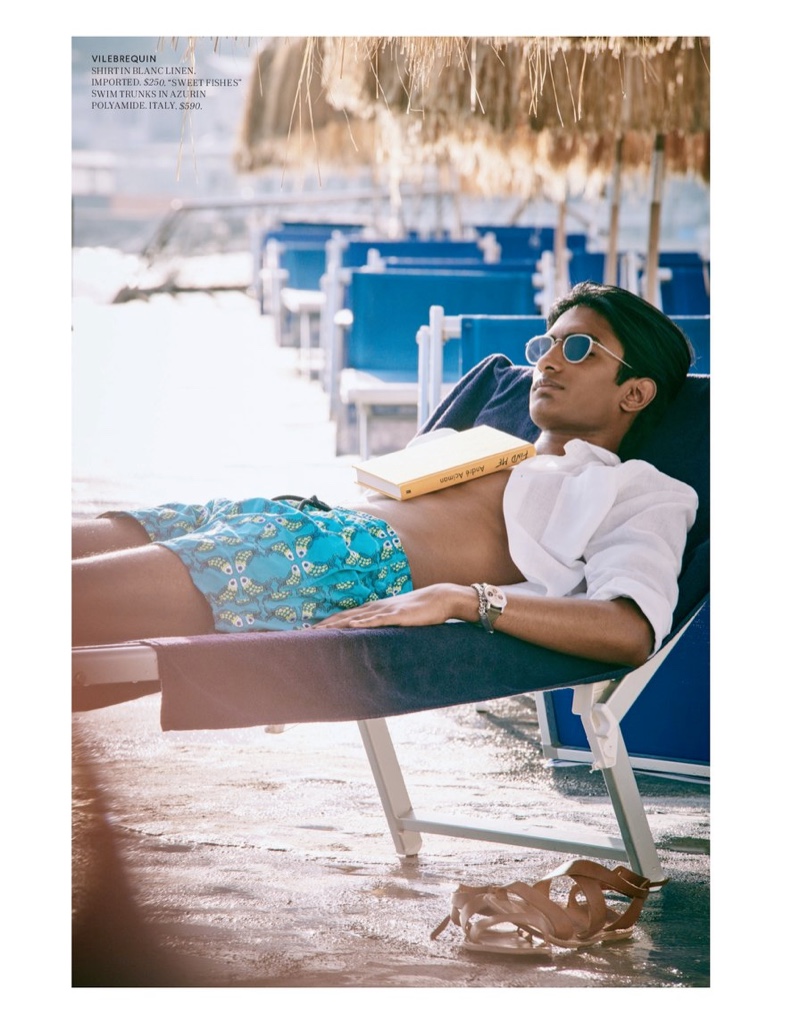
470, 582, 505, 634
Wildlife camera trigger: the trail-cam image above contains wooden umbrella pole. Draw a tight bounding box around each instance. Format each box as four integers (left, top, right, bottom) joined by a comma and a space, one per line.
555, 198, 569, 297
605, 137, 623, 285
645, 133, 666, 306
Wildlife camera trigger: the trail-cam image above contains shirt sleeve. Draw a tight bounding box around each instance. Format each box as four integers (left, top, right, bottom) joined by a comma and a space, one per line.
581, 464, 698, 653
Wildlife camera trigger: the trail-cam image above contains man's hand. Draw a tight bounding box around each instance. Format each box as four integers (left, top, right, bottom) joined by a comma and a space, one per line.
314, 583, 473, 630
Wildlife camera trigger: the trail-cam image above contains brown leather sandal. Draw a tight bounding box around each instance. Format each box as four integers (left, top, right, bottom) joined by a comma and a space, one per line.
430, 859, 664, 955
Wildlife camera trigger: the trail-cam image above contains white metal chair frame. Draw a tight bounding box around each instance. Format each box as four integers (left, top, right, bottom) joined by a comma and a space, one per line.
72, 606, 701, 883
259, 239, 326, 370
357, 611, 699, 883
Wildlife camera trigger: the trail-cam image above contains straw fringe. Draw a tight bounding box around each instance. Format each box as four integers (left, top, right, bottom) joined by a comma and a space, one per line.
188, 35, 710, 194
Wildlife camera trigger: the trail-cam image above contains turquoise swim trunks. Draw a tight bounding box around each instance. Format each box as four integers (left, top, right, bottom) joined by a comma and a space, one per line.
114, 497, 413, 632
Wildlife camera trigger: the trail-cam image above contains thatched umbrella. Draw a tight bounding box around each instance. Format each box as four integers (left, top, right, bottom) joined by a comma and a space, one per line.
235, 38, 381, 179
235, 36, 710, 298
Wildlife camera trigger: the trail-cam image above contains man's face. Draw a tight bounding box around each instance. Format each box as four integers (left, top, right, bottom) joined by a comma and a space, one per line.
528, 305, 633, 438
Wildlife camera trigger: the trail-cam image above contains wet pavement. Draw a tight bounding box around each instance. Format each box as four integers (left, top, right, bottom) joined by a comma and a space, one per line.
72, 286, 710, 992
73, 692, 710, 990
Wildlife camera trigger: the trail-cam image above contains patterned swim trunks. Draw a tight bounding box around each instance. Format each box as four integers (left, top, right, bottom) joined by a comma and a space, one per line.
112, 497, 413, 632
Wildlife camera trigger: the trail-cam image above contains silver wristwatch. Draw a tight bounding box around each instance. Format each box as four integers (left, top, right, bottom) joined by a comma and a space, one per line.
470, 583, 507, 633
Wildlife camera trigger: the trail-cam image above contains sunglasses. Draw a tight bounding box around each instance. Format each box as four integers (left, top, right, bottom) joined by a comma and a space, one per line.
525, 333, 632, 369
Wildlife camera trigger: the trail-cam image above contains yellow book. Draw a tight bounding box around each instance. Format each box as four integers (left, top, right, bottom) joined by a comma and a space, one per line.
353, 425, 536, 500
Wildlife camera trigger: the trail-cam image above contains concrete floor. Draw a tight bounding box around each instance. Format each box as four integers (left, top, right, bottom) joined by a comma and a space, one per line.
71, 288, 710, 992
72, 690, 710, 990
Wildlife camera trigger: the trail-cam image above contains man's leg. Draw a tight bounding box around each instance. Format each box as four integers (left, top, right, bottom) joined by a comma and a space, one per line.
73, 516, 152, 559
73, 542, 215, 645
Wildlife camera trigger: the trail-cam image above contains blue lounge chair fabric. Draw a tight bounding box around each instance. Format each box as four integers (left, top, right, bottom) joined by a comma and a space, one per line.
152, 619, 634, 731
567, 251, 608, 288
543, 599, 709, 768
380, 257, 539, 272
457, 315, 548, 373
660, 266, 710, 315
334, 238, 487, 269
672, 316, 710, 373
344, 268, 538, 379
278, 244, 329, 291
256, 223, 363, 309
455, 314, 709, 380
472, 225, 556, 257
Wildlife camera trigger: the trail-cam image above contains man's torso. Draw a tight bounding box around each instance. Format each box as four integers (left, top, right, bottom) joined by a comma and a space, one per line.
352, 470, 523, 589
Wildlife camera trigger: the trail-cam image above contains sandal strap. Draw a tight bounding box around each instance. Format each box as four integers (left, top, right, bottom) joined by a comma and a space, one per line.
430, 882, 569, 944
502, 882, 591, 943
430, 883, 513, 940
543, 859, 653, 898
431, 860, 665, 946
542, 859, 660, 935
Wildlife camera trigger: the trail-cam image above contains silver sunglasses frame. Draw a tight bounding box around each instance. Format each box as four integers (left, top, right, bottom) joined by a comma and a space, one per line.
525, 333, 632, 369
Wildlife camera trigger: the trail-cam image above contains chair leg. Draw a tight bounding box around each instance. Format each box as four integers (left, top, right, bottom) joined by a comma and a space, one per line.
298, 310, 311, 378
357, 719, 423, 856
358, 406, 371, 461
599, 751, 666, 883
572, 684, 665, 882
358, 712, 651, 870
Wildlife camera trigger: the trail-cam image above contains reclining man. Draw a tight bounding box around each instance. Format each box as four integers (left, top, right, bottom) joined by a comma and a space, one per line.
73, 282, 698, 669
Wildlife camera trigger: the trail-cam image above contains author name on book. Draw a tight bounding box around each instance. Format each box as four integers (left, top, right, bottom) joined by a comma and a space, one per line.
438, 449, 531, 485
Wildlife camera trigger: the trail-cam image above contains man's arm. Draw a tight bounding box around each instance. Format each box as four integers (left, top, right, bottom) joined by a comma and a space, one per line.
314, 584, 654, 667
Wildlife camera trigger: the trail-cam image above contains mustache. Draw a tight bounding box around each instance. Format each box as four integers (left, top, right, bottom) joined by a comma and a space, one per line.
532, 374, 564, 391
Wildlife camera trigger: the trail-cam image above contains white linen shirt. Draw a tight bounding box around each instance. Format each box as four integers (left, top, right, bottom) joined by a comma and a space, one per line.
502, 438, 698, 653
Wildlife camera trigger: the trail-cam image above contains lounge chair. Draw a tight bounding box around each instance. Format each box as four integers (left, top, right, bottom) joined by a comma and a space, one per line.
73, 355, 709, 883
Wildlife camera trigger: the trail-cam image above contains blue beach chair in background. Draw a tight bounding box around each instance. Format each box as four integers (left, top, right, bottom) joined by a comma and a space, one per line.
567, 251, 612, 289
619, 250, 710, 317
256, 222, 365, 315
417, 311, 546, 424
334, 267, 538, 456
257, 223, 366, 369
471, 224, 556, 259
659, 263, 710, 316
320, 235, 499, 391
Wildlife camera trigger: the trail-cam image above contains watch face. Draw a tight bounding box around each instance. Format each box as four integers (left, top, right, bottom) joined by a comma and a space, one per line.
484, 585, 507, 610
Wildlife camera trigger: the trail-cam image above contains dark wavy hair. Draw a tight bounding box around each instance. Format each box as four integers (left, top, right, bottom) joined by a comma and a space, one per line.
547, 281, 695, 458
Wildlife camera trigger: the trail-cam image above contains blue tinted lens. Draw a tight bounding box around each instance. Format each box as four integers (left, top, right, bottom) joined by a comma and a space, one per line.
562, 335, 593, 362
525, 335, 552, 363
